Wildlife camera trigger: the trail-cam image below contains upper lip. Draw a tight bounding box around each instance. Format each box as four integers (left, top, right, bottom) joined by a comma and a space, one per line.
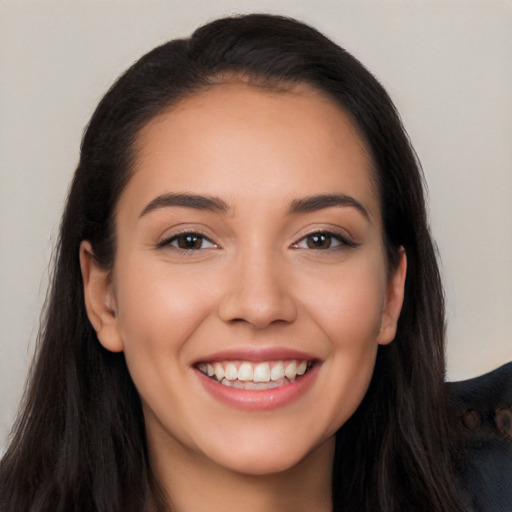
192, 347, 321, 365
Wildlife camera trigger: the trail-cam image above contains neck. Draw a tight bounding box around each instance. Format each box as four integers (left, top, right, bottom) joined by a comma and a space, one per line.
146, 433, 335, 512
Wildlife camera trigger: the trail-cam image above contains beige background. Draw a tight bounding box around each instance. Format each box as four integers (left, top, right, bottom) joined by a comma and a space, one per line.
1, 0, 511, 448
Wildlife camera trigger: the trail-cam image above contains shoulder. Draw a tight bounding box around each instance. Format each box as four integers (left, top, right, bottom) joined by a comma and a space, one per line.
446, 362, 512, 511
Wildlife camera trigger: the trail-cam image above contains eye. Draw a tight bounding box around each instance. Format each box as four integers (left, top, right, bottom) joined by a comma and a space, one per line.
158, 232, 217, 251
293, 231, 356, 250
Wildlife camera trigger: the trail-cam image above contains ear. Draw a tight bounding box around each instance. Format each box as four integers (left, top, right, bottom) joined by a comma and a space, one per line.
79, 241, 124, 352
377, 248, 407, 346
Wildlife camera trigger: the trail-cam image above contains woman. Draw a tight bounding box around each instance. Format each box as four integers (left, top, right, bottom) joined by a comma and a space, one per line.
0, 14, 466, 512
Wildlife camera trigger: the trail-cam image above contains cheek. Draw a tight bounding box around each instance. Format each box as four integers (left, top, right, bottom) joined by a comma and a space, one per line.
110, 258, 222, 441
113, 257, 218, 368
308, 259, 386, 346
302, 260, 385, 429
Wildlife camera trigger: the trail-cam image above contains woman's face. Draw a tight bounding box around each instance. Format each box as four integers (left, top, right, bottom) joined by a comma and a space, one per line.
82, 82, 406, 477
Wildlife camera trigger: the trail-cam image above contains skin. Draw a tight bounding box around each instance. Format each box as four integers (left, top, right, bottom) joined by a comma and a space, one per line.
80, 82, 406, 512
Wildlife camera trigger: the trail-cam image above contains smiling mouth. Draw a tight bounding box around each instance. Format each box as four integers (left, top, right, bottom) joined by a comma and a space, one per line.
196, 360, 314, 390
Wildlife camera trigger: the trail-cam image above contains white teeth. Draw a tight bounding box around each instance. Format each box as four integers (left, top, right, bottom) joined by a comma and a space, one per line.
285, 361, 297, 381
297, 360, 307, 376
198, 359, 312, 386
270, 362, 285, 381
253, 362, 271, 383
213, 362, 225, 381
225, 362, 238, 381
238, 362, 254, 381
220, 379, 279, 390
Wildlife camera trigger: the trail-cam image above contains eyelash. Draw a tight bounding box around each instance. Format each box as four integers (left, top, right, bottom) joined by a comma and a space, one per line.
156, 232, 218, 251
292, 231, 358, 251
157, 230, 357, 252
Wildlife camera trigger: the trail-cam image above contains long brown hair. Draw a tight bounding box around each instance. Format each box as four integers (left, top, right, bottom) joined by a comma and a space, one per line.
0, 14, 464, 511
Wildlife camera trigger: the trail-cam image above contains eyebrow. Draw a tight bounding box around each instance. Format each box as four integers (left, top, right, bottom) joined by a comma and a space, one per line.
139, 193, 229, 217
288, 194, 369, 219
139, 192, 369, 219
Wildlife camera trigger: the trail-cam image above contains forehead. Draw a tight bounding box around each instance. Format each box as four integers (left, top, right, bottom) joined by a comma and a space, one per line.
122, 81, 379, 221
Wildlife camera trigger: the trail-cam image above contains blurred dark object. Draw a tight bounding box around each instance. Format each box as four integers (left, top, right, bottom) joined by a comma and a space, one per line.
447, 362, 512, 511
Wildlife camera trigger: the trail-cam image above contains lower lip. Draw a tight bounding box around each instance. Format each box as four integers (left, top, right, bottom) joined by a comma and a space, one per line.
196, 364, 319, 411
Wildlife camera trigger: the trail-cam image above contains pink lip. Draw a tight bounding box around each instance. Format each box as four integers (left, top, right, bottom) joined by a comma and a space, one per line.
192, 347, 320, 364
195, 362, 320, 412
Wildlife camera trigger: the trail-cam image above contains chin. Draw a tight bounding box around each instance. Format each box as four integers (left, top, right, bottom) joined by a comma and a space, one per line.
219, 453, 310, 477
202, 432, 335, 477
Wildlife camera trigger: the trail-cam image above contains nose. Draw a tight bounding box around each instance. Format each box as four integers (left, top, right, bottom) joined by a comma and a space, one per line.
218, 250, 298, 329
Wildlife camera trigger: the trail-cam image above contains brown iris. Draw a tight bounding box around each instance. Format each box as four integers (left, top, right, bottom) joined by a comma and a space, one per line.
306, 233, 334, 250
176, 234, 204, 250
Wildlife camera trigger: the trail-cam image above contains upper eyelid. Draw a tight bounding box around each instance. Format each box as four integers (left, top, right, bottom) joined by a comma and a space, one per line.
293, 227, 355, 243
301, 232, 342, 242
157, 224, 216, 240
